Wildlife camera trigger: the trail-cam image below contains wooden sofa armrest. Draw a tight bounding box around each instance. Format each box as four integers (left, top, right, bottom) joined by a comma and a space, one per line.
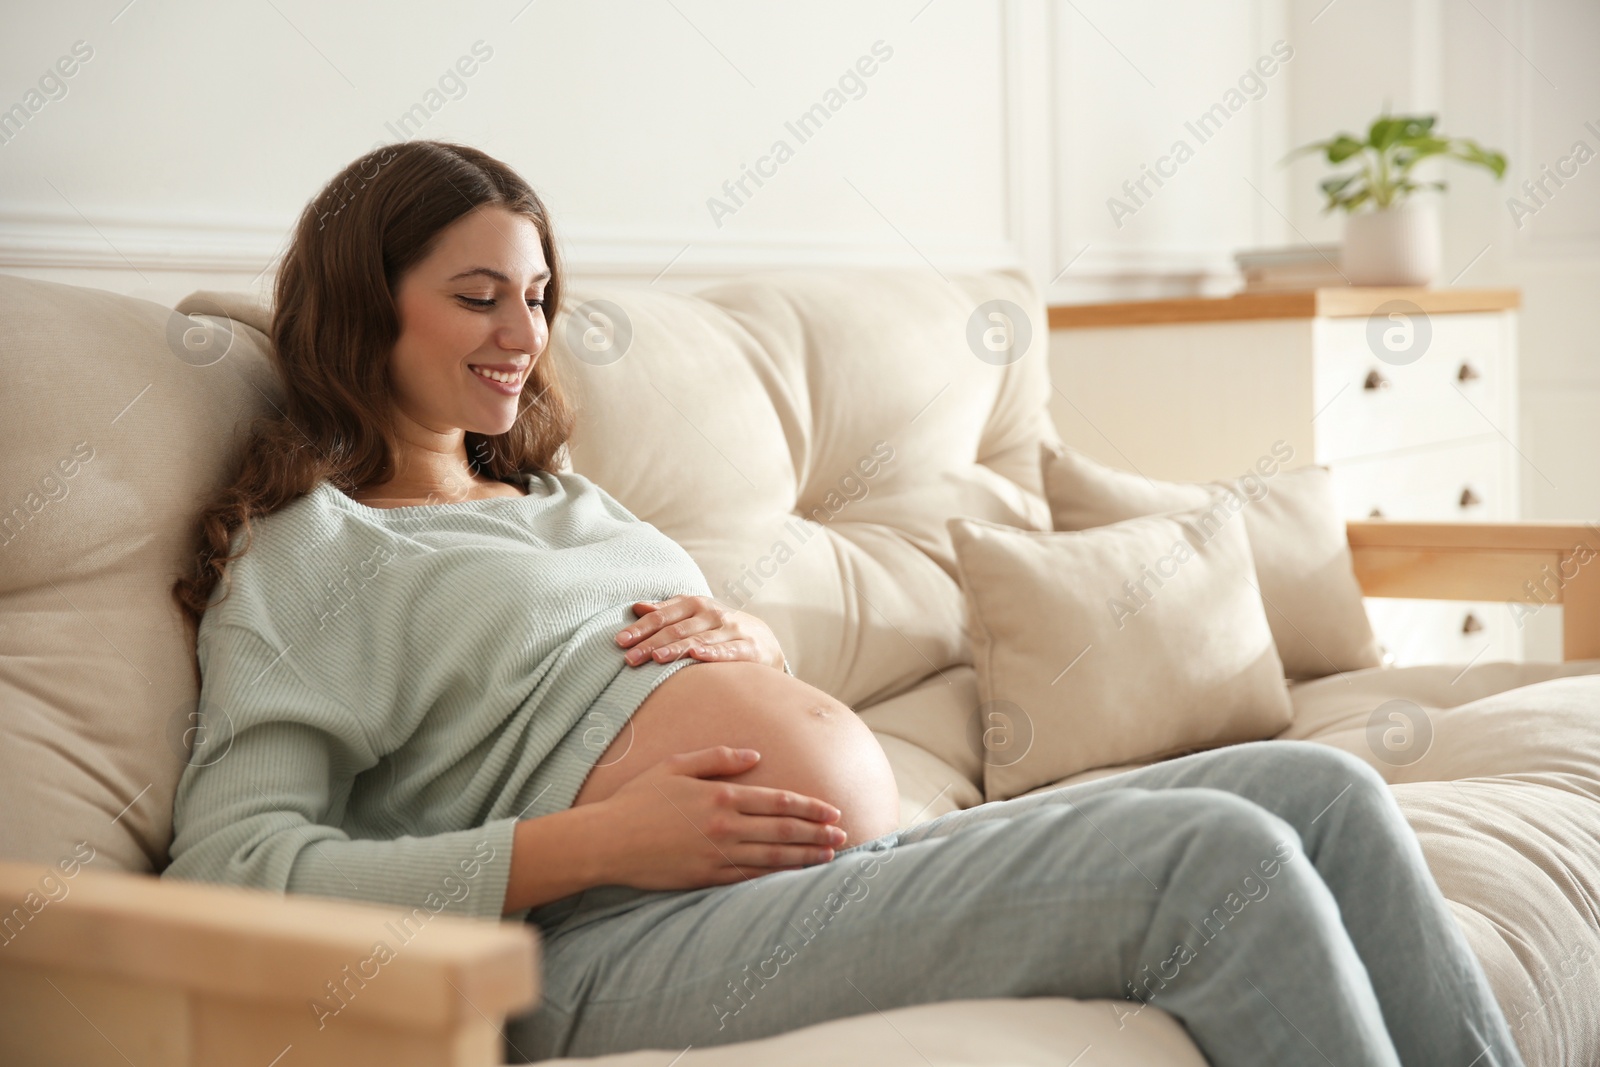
0, 860, 539, 1067
1347, 520, 1600, 661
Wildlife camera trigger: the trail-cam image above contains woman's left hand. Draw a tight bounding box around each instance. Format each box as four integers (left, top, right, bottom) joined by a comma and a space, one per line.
617, 595, 786, 672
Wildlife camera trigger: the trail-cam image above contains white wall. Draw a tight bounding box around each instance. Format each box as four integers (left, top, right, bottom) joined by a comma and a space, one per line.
3, 0, 1593, 524
0, 0, 1288, 304
1044, 0, 1293, 299
1, 0, 1019, 305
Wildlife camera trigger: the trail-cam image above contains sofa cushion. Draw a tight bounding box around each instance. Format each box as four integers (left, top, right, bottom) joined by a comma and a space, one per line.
1019, 658, 1600, 1067
537, 994, 1207, 1067
0, 276, 280, 872
948, 507, 1292, 801
855, 663, 986, 825
552, 269, 1058, 711
0, 268, 1059, 876
1041, 442, 1383, 680
1285, 661, 1600, 1067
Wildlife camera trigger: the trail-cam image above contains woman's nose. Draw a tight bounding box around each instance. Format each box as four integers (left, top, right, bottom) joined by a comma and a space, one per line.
500, 306, 546, 355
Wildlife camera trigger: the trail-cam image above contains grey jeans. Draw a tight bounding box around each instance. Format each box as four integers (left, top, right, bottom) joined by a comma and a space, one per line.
503, 739, 1524, 1066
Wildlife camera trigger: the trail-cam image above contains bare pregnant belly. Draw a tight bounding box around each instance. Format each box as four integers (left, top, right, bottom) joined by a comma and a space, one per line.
570, 660, 901, 847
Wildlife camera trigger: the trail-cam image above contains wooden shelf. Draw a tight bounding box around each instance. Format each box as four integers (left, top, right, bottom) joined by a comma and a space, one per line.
1049, 287, 1521, 329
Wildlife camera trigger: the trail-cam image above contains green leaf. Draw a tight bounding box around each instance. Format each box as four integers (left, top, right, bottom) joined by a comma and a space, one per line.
1397, 136, 1451, 156
1326, 135, 1365, 163
1369, 116, 1408, 150
1320, 174, 1360, 197
1340, 187, 1373, 213
1448, 139, 1508, 179
1369, 114, 1436, 154
1283, 137, 1348, 164
1302, 112, 1509, 205
1394, 115, 1436, 141
1283, 139, 1328, 162
1392, 138, 1452, 176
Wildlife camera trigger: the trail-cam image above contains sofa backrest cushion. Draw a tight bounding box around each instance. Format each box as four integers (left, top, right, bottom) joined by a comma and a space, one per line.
550, 269, 1057, 708
0, 276, 281, 872
0, 267, 1056, 873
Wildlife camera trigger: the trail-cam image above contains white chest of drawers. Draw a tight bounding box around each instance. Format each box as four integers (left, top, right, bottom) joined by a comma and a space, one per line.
1045, 287, 1523, 667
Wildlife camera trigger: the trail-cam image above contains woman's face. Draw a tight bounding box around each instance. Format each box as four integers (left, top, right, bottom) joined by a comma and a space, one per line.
389, 205, 551, 440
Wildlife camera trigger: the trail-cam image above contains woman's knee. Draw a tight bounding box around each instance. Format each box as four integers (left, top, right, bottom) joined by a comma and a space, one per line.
1171, 788, 1302, 862
1082, 788, 1305, 894
1239, 741, 1411, 849
1248, 740, 1392, 798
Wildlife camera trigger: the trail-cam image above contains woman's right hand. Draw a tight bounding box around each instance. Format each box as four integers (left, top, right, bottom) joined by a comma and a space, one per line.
592, 746, 848, 890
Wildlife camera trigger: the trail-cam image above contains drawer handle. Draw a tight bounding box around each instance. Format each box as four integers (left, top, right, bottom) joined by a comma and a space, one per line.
1457, 362, 1481, 383
1459, 487, 1482, 509
1363, 369, 1390, 391
1462, 612, 1484, 635
1368, 506, 1385, 519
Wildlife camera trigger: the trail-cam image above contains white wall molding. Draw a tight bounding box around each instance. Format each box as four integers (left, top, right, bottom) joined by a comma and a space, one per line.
1, 1, 1280, 302
0, 210, 288, 274
0, 207, 1030, 287
1002, 0, 1055, 291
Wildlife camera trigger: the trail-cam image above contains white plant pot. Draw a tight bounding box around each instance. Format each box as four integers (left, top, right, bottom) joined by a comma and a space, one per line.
1341, 200, 1440, 286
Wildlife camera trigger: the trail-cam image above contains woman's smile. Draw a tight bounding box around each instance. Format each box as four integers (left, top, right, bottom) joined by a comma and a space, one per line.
468, 361, 529, 395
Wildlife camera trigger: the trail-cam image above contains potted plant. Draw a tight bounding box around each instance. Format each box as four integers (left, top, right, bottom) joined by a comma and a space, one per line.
1289, 112, 1507, 286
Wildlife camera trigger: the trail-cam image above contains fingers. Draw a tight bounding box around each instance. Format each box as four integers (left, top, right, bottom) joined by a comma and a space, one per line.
619, 608, 718, 663
662, 751, 842, 827
723, 841, 837, 870
620, 595, 699, 640
667, 745, 761, 778
618, 596, 742, 662
738, 813, 849, 850
730, 783, 842, 826
616, 599, 678, 647
686, 640, 736, 661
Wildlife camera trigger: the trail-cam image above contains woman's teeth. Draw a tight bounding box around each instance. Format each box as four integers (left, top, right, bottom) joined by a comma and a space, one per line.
470, 366, 520, 384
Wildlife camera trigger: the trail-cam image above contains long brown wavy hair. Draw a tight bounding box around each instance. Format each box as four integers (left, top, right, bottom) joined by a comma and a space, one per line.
171, 140, 576, 632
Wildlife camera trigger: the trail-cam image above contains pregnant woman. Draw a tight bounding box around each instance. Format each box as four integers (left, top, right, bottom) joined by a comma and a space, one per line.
164, 141, 1525, 1067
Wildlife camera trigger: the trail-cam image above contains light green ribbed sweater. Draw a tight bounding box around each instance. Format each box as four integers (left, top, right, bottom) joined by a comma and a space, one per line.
162, 469, 783, 923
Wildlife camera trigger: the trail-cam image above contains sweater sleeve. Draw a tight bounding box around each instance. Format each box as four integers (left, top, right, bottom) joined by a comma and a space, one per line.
162, 622, 519, 921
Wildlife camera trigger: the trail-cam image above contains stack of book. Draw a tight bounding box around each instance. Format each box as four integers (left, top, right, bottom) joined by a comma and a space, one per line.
1234, 245, 1347, 292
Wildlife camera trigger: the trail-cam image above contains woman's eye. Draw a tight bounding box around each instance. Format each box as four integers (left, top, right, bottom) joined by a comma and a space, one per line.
457, 296, 546, 310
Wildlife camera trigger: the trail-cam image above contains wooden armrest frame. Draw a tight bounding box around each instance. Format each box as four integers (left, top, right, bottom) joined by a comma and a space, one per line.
0, 861, 539, 1067
1347, 520, 1600, 661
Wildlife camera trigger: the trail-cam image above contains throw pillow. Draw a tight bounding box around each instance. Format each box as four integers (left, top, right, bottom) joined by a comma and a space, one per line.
1041, 442, 1382, 680
948, 505, 1293, 802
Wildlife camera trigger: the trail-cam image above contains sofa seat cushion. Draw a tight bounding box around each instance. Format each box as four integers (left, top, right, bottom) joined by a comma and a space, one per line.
535, 993, 1207, 1067
1283, 661, 1600, 1067
1014, 660, 1600, 1067
869, 731, 983, 830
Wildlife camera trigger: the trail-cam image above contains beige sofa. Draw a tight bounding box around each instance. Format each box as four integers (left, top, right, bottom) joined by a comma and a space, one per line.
2, 267, 1598, 1066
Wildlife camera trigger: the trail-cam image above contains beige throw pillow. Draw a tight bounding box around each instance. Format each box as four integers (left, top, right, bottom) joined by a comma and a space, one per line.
1041, 442, 1382, 680
948, 506, 1293, 802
